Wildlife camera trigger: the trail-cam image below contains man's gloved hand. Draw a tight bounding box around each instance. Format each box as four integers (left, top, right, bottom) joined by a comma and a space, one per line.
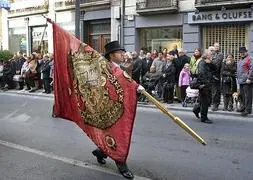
137, 85, 145, 93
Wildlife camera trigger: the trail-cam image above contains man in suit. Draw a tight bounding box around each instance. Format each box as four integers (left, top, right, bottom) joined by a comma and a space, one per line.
92, 41, 143, 179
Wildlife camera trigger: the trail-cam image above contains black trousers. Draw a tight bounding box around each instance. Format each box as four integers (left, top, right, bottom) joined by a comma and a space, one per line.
43, 78, 51, 93
3, 75, 13, 89
0, 76, 4, 88
163, 84, 174, 102
223, 94, 233, 109
194, 87, 211, 121
212, 82, 221, 107
240, 83, 253, 113
25, 77, 35, 88
93, 148, 123, 165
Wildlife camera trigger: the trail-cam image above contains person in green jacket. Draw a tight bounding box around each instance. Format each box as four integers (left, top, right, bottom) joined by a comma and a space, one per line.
190, 48, 202, 77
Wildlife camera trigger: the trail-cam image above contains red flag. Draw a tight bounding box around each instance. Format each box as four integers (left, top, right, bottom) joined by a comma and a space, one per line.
50, 20, 138, 163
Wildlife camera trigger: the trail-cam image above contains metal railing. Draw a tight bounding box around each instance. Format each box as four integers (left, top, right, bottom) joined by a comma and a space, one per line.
136, 0, 177, 10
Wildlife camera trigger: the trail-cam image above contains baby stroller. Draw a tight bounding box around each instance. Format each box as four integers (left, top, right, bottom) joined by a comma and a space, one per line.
182, 86, 199, 107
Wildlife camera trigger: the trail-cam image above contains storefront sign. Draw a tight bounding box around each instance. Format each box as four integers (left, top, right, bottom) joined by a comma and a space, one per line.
32, 27, 48, 41
188, 9, 253, 24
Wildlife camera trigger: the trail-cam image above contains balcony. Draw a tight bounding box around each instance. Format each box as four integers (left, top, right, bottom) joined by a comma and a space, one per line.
8, 0, 48, 17
195, 0, 253, 10
55, 0, 111, 11
136, 0, 178, 14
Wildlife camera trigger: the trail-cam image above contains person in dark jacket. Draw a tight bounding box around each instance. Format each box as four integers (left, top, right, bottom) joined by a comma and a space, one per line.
162, 53, 176, 103
221, 54, 237, 111
193, 50, 216, 124
211, 43, 224, 111
174, 48, 190, 102
145, 52, 153, 72
14, 53, 26, 89
41, 55, 52, 94
2, 60, 14, 90
131, 51, 142, 84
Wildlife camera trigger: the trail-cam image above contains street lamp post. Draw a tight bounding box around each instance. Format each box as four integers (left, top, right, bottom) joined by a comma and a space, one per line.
75, 0, 80, 39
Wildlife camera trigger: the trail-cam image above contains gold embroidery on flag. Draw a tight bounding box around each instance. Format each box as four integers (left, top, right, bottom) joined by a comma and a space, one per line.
69, 43, 124, 129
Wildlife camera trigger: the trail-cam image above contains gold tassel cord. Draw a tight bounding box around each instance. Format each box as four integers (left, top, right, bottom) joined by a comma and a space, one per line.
141, 90, 207, 146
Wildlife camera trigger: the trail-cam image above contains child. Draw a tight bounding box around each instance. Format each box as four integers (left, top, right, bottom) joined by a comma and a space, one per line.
178, 63, 191, 102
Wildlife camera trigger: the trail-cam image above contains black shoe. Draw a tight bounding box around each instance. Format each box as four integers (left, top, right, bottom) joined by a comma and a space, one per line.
237, 108, 244, 112
201, 119, 213, 124
241, 111, 251, 117
116, 163, 134, 179
29, 89, 36, 93
212, 106, 218, 111
92, 149, 107, 165
193, 110, 200, 119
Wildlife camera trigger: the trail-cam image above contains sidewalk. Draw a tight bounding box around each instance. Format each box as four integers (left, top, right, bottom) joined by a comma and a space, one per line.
1, 89, 252, 118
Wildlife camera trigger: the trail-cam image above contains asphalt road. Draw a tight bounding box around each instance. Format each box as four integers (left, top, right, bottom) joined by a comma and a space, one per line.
0, 93, 253, 180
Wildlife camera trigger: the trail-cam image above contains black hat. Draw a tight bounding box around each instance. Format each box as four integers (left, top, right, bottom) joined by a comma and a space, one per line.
239, 46, 247, 53
104, 41, 125, 59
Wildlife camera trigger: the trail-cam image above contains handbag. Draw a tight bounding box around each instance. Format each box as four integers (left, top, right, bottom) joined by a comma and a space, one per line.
13, 74, 24, 82
190, 78, 200, 89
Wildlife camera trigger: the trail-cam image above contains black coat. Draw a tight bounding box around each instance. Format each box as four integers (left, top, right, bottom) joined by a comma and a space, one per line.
162, 62, 176, 84
175, 55, 190, 82
221, 62, 237, 94
212, 52, 223, 82
198, 60, 216, 86
41, 61, 51, 79
141, 58, 148, 77
132, 57, 142, 83
3, 61, 14, 79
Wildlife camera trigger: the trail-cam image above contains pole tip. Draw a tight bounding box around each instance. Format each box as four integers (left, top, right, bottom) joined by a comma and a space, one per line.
202, 142, 207, 146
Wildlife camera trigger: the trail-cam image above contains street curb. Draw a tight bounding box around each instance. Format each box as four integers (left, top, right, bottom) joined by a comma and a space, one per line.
1, 91, 253, 118
137, 103, 253, 118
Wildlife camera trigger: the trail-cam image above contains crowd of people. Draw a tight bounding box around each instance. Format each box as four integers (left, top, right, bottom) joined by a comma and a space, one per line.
120, 43, 253, 122
1, 42, 252, 122
0, 52, 54, 94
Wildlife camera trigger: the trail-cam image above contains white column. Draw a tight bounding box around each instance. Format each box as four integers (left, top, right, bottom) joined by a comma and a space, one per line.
111, 6, 120, 41
1, 9, 9, 50
47, 0, 55, 54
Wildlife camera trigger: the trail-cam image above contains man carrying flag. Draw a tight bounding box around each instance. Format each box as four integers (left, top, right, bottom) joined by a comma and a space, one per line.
50, 18, 142, 179
92, 41, 139, 179
49, 17, 206, 180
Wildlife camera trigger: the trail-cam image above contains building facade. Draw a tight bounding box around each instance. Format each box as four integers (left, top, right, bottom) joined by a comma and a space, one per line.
3, 0, 121, 55
185, 0, 253, 59
2, 0, 253, 58
124, 0, 253, 58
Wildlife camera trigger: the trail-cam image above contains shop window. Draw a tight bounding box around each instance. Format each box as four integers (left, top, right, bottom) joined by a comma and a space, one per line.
139, 27, 183, 52
9, 27, 27, 53
202, 24, 248, 61
31, 26, 48, 54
